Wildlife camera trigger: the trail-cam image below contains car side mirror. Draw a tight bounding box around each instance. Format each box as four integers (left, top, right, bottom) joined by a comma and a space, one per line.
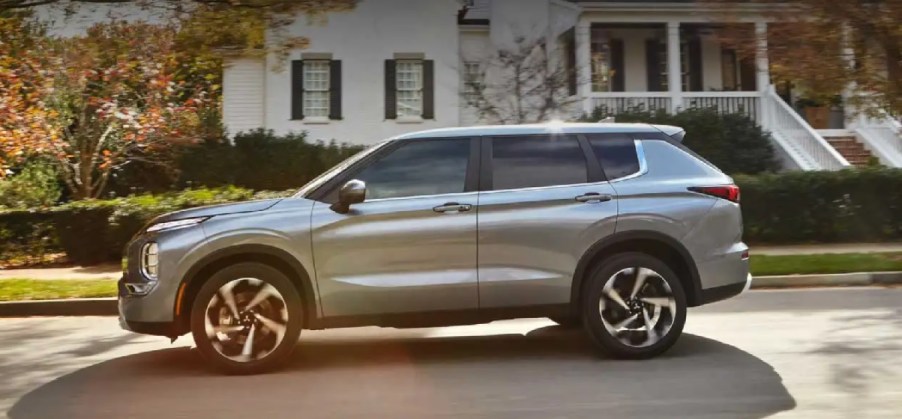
331, 179, 366, 214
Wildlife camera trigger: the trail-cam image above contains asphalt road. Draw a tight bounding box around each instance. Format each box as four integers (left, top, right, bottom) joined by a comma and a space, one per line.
0, 287, 900, 418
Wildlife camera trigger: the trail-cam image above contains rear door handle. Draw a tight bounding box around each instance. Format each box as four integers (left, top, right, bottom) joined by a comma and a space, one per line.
433, 202, 473, 213
575, 193, 613, 203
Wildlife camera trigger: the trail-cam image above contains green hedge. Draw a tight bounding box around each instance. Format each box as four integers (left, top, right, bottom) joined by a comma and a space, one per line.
178, 129, 364, 191
736, 168, 902, 243
0, 187, 289, 266
2, 170, 902, 267
581, 108, 780, 175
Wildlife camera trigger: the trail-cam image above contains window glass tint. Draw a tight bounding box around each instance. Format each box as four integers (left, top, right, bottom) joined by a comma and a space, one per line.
587, 135, 640, 180
354, 139, 470, 200
491, 136, 588, 190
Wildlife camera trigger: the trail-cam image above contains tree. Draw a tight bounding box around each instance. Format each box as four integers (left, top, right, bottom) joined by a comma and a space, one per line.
463, 35, 577, 124
712, 0, 902, 117
0, 17, 210, 199
0, 0, 357, 59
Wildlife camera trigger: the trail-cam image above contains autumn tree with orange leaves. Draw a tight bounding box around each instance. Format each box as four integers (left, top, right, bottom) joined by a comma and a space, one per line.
0, 17, 211, 199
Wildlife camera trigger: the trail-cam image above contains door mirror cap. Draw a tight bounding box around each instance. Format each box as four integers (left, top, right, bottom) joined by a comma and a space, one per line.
331, 179, 366, 213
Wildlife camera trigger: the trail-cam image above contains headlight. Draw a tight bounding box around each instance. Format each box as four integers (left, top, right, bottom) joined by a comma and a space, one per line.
146, 217, 208, 233
141, 242, 159, 280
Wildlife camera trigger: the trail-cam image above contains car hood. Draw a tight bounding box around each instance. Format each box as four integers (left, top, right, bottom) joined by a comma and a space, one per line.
151, 198, 284, 224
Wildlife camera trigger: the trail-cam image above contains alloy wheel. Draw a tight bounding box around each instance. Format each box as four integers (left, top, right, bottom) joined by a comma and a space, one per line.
598, 267, 677, 348
204, 278, 289, 363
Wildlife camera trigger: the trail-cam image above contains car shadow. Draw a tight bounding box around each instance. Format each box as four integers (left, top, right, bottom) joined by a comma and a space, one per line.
9, 327, 795, 418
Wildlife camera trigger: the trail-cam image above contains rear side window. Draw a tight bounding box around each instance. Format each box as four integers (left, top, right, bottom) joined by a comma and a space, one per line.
490, 136, 588, 190
587, 134, 640, 180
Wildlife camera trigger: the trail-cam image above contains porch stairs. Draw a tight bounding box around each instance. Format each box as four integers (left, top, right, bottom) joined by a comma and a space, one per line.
823, 134, 874, 167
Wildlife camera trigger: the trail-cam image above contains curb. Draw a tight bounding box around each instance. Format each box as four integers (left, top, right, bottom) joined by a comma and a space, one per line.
1, 271, 901, 317
0, 298, 117, 318
751, 271, 902, 289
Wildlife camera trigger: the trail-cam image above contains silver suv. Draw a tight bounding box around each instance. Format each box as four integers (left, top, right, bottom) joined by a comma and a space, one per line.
119, 123, 751, 374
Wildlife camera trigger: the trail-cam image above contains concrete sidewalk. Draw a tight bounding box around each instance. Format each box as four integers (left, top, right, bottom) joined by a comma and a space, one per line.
751, 242, 902, 256
2, 242, 902, 281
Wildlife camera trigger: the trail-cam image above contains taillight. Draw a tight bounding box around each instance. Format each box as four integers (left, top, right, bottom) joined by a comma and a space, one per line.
688, 185, 740, 203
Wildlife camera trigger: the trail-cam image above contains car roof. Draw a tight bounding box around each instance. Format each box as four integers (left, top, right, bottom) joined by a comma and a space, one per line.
391, 123, 680, 141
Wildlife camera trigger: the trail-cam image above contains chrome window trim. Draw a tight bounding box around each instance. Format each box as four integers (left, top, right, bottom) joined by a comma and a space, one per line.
478, 180, 610, 195
607, 139, 648, 183
359, 191, 479, 204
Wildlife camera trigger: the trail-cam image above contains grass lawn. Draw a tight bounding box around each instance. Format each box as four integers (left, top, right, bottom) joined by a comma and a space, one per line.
0, 279, 117, 302
750, 252, 902, 276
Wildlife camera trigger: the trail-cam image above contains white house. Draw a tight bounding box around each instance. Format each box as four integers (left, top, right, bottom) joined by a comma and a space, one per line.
222, 0, 902, 170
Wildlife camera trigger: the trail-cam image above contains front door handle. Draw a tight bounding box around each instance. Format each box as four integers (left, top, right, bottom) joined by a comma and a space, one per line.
575, 193, 613, 203
433, 202, 473, 213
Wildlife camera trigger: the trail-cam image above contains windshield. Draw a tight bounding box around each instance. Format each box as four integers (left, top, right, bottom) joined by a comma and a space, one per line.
295, 141, 389, 198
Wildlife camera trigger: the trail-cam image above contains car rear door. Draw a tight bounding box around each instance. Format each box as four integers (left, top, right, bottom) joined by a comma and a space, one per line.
476, 133, 619, 309
310, 137, 481, 318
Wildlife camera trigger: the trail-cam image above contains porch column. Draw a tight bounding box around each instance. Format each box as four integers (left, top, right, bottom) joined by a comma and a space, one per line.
576, 20, 593, 115
755, 21, 771, 128
666, 21, 683, 113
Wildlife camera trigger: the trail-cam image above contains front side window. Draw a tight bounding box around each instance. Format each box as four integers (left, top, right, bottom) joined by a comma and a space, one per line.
355, 139, 470, 200
303, 60, 330, 118
491, 136, 588, 190
587, 135, 640, 180
396, 60, 423, 117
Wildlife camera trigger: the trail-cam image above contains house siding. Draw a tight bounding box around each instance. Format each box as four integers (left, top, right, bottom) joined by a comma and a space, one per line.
222, 57, 266, 136
263, 0, 462, 145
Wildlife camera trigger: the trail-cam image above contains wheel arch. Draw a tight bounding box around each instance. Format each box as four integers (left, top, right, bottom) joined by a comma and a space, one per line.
570, 231, 702, 313
173, 244, 318, 335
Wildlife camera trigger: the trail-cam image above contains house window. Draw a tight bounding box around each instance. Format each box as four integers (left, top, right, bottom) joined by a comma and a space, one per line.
396, 60, 424, 117
590, 34, 611, 92
657, 39, 690, 91
291, 58, 341, 121
303, 60, 330, 118
463, 61, 481, 102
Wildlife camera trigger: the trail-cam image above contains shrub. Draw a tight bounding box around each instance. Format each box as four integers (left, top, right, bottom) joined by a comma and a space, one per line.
737, 168, 902, 243
0, 161, 62, 210
580, 108, 780, 175
179, 129, 364, 191
0, 210, 60, 266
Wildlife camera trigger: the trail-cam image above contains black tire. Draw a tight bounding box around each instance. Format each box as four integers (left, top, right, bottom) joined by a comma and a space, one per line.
581, 252, 687, 359
548, 316, 582, 328
190, 262, 304, 375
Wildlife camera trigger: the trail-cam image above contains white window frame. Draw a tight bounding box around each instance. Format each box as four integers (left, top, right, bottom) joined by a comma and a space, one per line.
396, 60, 424, 119
303, 60, 331, 120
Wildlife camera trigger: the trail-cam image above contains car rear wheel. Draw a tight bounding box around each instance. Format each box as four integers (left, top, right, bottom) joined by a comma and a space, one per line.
581, 252, 686, 359
190, 262, 303, 375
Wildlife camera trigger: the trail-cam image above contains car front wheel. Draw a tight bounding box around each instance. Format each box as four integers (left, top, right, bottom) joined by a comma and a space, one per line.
190, 262, 303, 374
581, 252, 687, 359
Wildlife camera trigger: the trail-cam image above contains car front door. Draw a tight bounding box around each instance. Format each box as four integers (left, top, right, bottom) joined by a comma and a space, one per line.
310, 137, 480, 318
477, 133, 619, 309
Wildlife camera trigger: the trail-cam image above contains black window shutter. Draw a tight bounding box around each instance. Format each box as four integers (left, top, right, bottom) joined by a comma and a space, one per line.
565, 29, 577, 96
291, 60, 304, 120
422, 60, 435, 119
329, 60, 342, 120
645, 39, 662, 92
385, 59, 397, 119
739, 56, 757, 91
610, 39, 625, 92
688, 37, 703, 92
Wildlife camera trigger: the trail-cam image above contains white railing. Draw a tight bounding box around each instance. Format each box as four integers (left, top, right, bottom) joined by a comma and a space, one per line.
852, 114, 902, 167
763, 86, 851, 171
587, 92, 671, 116
682, 92, 761, 123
